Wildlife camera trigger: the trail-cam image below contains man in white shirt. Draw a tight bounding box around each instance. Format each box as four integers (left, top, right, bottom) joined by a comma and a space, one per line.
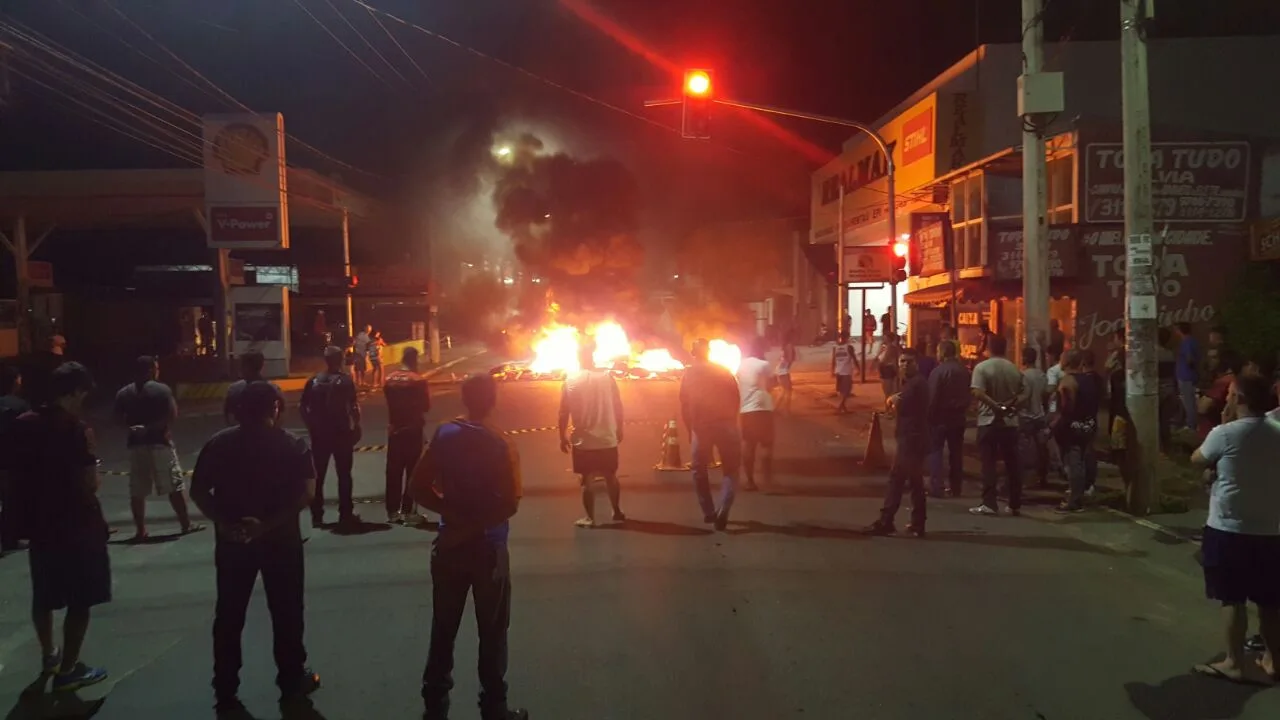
737, 340, 777, 492
559, 344, 625, 528
1019, 347, 1050, 486
1190, 373, 1280, 683
969, 334, 1026, 516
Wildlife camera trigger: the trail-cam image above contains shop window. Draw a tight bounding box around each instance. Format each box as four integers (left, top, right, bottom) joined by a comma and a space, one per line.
949, 173, 985, 270
1047, 155, 1074, 224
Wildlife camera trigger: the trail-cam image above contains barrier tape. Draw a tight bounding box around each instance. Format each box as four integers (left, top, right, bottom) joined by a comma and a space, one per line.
99, 420, 669, 476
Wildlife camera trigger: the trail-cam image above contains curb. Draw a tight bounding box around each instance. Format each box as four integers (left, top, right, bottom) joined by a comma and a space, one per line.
1099, 506, 1199, 545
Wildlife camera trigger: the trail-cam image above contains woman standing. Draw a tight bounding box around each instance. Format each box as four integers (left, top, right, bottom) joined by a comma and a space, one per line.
369, 331, 387, 387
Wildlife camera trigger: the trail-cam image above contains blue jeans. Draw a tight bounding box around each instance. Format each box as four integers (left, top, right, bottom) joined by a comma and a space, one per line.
1178, 379, 1197, 430
691, 422, 742, 520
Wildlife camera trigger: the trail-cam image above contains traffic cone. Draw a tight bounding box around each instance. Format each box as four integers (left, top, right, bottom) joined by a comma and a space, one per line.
655, 419, 685, 471
862, 412, 887, 469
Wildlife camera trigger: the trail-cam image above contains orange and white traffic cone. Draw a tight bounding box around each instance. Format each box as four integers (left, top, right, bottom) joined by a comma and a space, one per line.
862, 412, 888, 470
655, 419, 685, 471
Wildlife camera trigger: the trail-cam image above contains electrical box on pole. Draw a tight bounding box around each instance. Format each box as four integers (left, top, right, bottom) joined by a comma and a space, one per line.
682, 69, 712, 139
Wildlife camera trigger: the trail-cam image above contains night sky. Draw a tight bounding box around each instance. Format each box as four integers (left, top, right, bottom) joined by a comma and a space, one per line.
2, 0, 1278, 265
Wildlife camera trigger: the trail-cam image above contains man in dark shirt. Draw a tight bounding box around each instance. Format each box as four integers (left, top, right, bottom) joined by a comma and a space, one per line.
19, 334, 67, 409
927, 340, 972, 498
299, 346, 362, 529
1, 362, 31, 555
114, 356, 203, 541
678, 339, 743, 531
409, 374, 529, 720
12, 362, 111, 692
383, 346, 431, 524
223, 350, 285, 426
190, 382, 320, 715
867, 350, 930, 537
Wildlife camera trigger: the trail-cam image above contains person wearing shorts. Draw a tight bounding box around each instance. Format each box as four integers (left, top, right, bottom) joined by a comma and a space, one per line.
114, 356, 204, 542
831, 333, 857, 414
1190, 374, 1280, 683
737, 340, 776, 492
559, 344, 625, 528
12, 362, 112, 692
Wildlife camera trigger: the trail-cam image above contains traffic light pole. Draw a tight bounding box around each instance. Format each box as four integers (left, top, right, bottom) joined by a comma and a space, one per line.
710, 98, 898, 330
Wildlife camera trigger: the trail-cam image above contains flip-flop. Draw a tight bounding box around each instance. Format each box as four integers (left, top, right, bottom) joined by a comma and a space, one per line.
1192, 663, 1246, 684
1255, 658, 1280, 683
181, 524, 208, 535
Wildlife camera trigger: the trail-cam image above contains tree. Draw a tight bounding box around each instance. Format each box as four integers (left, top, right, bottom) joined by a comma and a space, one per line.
1219, 262, 1280, 368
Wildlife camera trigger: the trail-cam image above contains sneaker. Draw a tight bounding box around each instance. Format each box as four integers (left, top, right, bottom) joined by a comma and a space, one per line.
41, 647, 61, 675
1054, 503, 1083, 514
863, 521, 896, 536
51, 663, 108, 692
611, 511, 626, 523
1008, 508, 1021, 517
968, 505, 999, 516
1246, 634, 1266, 652
338, 513, 362, 530
311, 515, 325, 529
388, 513, 403, 525
905, 524, 926, 538
215, 697, 252, 719
713, 511, 729, 531
1084, 486, 1097, 498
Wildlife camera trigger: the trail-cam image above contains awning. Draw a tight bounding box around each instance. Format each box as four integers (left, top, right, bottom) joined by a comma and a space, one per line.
903, 279, 996, 307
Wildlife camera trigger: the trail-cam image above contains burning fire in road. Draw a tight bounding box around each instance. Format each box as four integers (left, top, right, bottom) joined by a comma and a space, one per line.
497, 319, 739, 380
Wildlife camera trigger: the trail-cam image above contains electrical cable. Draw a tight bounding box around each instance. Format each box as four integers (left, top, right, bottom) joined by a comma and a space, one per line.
362, 2, 432, 86
317, 0, 408, 84
288, 0, 395, 90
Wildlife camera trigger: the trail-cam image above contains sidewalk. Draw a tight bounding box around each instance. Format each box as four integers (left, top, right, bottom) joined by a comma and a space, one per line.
785, 346, 1209, 540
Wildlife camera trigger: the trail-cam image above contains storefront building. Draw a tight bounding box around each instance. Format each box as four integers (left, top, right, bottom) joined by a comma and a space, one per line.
811, 35, 1280, 359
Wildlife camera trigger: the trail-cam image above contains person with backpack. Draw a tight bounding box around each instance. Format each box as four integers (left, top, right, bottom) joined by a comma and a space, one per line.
299, 346, 362, 529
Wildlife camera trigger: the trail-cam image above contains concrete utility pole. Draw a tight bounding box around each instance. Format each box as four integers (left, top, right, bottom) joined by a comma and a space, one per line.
1020, 0, 1051, 364
1121, 0, 1160, 514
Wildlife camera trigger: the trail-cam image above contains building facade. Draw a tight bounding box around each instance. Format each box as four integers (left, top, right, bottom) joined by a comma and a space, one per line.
812, 36, 1280, 359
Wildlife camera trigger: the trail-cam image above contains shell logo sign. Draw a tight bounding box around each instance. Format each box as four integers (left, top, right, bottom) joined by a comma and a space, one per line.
202, 113, 289, 249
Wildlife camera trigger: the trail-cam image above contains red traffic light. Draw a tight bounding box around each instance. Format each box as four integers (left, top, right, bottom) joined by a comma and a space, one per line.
685, 70, 711, 97
892, 241, 909, 258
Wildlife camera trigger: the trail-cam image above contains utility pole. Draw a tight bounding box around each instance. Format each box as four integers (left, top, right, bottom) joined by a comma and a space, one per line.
1121, 0, 1160, 515
836, 181, 845, 336
341, 207, 354, 340
1020, 0, 1051, 365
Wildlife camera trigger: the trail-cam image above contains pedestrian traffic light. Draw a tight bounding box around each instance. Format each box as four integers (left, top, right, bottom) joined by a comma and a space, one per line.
890, 239, 908, 284
682, 69, 712, 139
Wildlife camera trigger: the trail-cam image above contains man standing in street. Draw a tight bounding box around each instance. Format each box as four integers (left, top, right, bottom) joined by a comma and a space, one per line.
969, 335, 1026, 516
410, 374, 529, 720
353, 324, 373, 388
1055, 349, 1103, 513
20, 334, 67, 410
1174, 322, 1200, 431
558, 343, 625, 529
831, 333, 857, 414
114, 356, 203, 542
300, 346, 362, 529
927, 341, 970, 498
1189, 374, 1280, 683
866, 350, 930, 537
190, 382, 320, 715
877, 333, 902, 399
223, 350, 284, 427
11, 362, 111, 691
384, 346, 431, 524
679, 339, 743, 531
737, 339, 776, 493
1019, 347, 1051, 487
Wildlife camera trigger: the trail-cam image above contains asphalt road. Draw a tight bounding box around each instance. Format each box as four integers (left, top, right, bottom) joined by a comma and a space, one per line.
1, 351, 1278, 719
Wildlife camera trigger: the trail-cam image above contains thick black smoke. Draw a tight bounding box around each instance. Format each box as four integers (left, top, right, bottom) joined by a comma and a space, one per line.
492, 134, 643, 323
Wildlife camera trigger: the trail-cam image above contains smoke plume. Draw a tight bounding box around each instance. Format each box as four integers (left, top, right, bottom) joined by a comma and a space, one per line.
492, 133, 643, 323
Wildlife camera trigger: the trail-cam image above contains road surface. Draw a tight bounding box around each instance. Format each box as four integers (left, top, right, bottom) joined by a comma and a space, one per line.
1, 350, 1276, 719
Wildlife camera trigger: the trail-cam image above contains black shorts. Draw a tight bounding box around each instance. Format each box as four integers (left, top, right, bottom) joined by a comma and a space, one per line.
1201, 526, 1280, 606
741, 411, 775, 445
835, 375, 853, 396
29, 541, 113, 612
572, 447, 619, 482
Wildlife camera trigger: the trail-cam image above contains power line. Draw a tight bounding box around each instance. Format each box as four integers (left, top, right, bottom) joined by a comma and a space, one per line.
74, 1, 389, 180
317, 0, 408, 84
342, 0, 688, 140
289, 0, 395, 90
363, 2, 432, 86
